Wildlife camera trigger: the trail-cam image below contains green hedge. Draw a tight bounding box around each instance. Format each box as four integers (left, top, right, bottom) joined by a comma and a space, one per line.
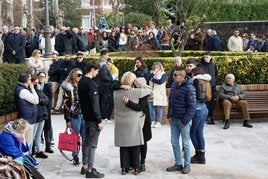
81, 51, 268, 85
0, 63, 32, 115
85, 50, 268, 58
1, 51, 268, 115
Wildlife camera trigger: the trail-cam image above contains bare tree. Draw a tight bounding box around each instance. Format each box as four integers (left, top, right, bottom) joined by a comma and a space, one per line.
2, 0, 14, 28
52, 0, 64, 28
0, 0, 2, 28
109, 0, 125, 25
166, 0, 207, 56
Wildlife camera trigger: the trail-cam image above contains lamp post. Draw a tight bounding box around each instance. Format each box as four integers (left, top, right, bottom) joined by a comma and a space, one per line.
44, 0, 52, 58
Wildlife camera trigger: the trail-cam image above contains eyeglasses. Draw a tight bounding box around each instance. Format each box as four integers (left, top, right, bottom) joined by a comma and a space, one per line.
77, 74, 82, 77
242, 36, 246, 38
39, 76, 46, 78
77, 57, 83, 59
173, 73, 178, 77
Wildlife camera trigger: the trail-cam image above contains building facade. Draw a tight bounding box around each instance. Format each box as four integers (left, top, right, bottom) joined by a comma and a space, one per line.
81, 0, 112, 30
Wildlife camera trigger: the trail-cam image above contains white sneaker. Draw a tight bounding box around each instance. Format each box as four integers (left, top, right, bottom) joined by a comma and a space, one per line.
103, 118, 113, 124
154, 122, 162, 128
151, 121, 156, 128
102, 118, 109, 123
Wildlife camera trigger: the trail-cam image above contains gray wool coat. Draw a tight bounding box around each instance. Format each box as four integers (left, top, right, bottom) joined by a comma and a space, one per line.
114, 88, 151, 147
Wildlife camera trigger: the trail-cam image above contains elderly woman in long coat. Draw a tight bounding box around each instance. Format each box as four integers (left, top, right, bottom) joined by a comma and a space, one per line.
114, 72, 151, 175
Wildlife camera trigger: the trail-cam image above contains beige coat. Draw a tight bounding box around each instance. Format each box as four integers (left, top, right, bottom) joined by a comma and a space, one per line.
149, 71, 168, 106
114, 88, 151, 147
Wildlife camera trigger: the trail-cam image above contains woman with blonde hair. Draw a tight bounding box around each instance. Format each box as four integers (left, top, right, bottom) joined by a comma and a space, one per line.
27, 49, 44, 75
61, 68, 85, 165
113, 72, 151, 175
122, 77, 152, 172
147, 62, 168, 128
0, 118, 44, 178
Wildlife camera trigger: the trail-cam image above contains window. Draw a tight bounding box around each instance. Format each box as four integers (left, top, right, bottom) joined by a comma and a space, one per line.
82, 16, 90, 31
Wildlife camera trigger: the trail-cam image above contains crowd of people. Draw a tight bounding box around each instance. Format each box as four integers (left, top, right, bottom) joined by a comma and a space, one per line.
1, 23, 268, 63
0, 20, 260, 178
0, 44, 255, 178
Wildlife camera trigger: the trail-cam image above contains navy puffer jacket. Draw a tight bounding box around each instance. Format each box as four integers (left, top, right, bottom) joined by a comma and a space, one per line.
167, 76, 196, 126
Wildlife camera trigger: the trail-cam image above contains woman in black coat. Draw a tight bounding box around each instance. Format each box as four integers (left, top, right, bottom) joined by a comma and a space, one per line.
123, 77, 152, 172
38, 72, 54, 153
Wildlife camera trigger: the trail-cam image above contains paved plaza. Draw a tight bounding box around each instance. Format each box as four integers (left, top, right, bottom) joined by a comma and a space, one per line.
38, 115, 268, 179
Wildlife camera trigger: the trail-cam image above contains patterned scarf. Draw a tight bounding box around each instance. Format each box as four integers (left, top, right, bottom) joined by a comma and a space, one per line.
2, 122, 24, 144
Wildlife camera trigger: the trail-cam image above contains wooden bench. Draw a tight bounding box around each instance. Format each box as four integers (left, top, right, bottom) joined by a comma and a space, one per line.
213, 84, 268, 120
0, 112, 18, 130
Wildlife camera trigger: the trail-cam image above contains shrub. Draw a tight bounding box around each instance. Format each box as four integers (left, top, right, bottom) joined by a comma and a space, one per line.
0, 63, 31, 115
81, 51, 268, 85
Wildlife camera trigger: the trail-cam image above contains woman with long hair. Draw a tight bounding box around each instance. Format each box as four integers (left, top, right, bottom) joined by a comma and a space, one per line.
147, 62, 168, 128
190, 67, 211, 164
61, 68, 85, 165
27, 49, 44, 75
0, 118, 44, 178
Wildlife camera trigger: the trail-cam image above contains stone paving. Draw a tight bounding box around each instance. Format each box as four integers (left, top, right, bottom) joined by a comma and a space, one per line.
38, 115, 268, 179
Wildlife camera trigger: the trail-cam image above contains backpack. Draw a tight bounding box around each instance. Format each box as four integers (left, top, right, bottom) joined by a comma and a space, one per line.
198, 79, 211, 102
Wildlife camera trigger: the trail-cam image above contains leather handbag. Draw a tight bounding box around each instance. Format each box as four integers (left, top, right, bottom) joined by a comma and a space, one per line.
58, 128, 80, 152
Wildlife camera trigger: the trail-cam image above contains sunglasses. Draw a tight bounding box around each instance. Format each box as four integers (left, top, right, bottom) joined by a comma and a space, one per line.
77, 74, 82, 77
173, 73, 178, 77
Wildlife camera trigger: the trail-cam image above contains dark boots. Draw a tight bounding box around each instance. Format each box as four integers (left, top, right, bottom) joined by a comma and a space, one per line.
190, 151, 206, 164
206, 117, 215, 125
223, 119, 230, 129
243, 120, 253, 128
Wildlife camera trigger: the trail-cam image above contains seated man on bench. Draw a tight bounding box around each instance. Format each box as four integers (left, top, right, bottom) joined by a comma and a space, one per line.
219, 73, 253, 129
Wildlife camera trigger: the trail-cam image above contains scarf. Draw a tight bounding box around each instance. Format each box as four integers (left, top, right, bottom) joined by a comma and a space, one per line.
2, 122, 24, 144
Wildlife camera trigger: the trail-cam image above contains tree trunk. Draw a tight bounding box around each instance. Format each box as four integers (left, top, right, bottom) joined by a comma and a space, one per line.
26, 0, 34, 28
2, 0, 14, 28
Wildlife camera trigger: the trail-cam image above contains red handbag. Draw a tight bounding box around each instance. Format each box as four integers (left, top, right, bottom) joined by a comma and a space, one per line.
58, 128, 80, 152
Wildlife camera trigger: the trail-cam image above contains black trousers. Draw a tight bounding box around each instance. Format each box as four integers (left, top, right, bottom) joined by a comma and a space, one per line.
207, 87, 217, 118
43, 109, 52, 149
99, 87, 114, 119
120, 146, 140, 169
140, 142, 147, 164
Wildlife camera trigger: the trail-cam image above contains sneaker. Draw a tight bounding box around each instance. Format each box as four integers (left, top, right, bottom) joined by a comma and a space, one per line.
50, 142, 55, 147
103, 118, 113, 123
45, 148, 54, 153
154, 122, 161, 128
86, 168, 105, 178
73, 156, 80, 165
139, 163, 146, 172
52, 109, 63, 115
166, 164, 183, 172
35, 151, 48, 159
206, 117, 215, 125
151, 121, 156, 128
81, 167, 87, 175
102, 118, 109, 123
182, 165, 191, 174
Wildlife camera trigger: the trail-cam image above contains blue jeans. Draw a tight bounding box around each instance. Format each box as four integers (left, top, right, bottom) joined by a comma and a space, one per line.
171, 118, 192, 167
82, 122, 100, 168
71, 114, 85, 157
190, 103, 208, 151
33, 120, 45, 152
149, 102, 163, 123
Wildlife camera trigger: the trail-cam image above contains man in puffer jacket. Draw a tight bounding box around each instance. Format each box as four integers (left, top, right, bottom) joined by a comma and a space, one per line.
166, 67, 196, 174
